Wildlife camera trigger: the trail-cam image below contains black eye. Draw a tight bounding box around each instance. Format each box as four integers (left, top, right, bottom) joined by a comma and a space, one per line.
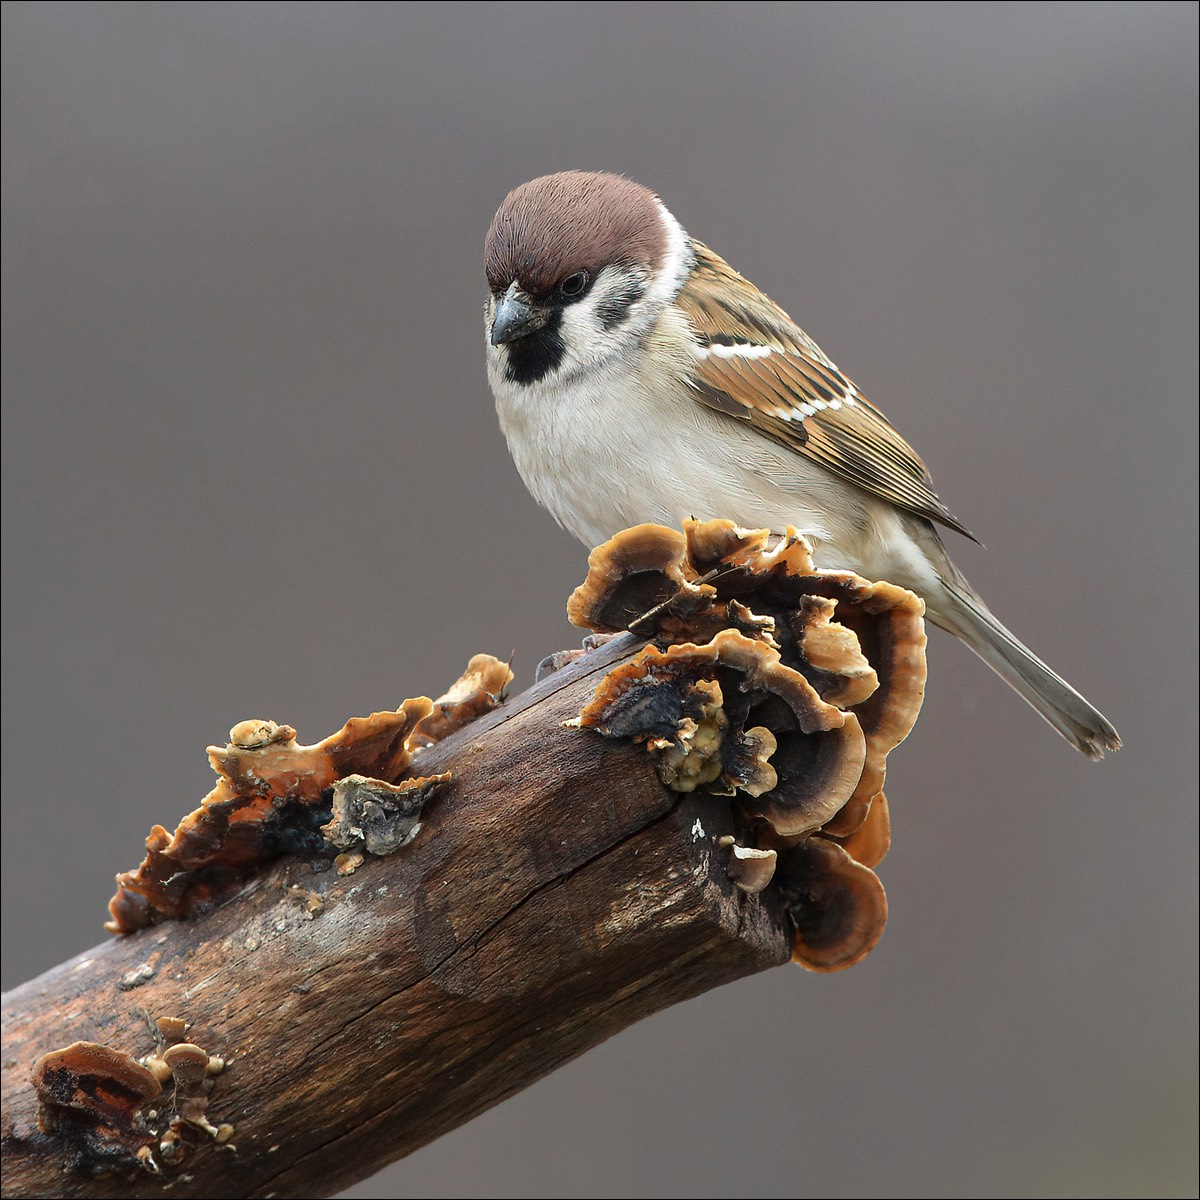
557, 270, 590, 299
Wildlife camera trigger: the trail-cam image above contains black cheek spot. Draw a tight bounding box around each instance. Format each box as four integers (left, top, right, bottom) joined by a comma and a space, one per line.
504, 310, 567, 385
595, 280, 646, 332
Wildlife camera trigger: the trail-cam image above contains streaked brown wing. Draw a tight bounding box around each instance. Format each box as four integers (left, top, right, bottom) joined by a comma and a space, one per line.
677, 242, 976, 541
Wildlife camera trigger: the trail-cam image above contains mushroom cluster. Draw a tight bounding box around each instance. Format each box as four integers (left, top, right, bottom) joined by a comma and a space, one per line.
106, 656, 512, 933
568, 520, 926, 971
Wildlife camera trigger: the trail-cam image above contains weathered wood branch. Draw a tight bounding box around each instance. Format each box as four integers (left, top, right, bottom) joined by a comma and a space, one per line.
3, 520, 926, 1199
1, 634, 791, 1200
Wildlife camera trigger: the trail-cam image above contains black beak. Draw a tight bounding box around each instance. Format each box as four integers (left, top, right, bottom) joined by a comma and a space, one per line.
490, 284, 540, 346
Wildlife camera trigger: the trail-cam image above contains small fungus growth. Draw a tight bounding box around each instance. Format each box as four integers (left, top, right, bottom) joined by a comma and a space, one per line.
29, 1019, 230, 1176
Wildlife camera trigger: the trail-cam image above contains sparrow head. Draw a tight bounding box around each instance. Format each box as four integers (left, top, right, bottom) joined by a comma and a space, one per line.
484, 170, 693, 384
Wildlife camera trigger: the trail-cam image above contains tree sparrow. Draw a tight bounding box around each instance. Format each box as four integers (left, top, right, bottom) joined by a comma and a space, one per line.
483, 170, 1120, 759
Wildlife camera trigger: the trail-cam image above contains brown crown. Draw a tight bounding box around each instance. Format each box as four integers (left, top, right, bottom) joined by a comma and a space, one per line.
484, 171, 667, 297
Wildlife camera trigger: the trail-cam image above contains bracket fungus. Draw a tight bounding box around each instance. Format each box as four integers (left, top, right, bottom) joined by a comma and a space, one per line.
569, 520, 926, 971
106, 655, 511, 933
724, 843, 779, 895
409, 652, 514, 749
776, 836, 889, 971
321, 772, 451, 856
29, 1042, 163, 1170
99, 518, 919, 977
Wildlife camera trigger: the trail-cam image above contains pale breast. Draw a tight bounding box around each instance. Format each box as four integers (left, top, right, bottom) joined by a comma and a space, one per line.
488, 336, 896, 577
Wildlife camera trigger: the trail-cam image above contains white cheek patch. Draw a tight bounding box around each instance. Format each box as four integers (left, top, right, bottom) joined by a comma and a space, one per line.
557, 302, 615, 371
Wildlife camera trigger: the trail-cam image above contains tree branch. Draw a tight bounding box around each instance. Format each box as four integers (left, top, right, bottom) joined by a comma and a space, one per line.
2, 521, 925, 1199
1, 635, 789, 1199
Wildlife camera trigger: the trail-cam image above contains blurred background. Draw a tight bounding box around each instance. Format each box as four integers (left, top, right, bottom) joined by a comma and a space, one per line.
3, 3, 1196, 1197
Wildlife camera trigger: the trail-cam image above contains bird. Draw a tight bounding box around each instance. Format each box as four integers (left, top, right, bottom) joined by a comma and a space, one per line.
482, 170, 1121, 759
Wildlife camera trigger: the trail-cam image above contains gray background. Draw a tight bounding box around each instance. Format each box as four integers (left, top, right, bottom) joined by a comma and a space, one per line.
3, 3, 1196, 1197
